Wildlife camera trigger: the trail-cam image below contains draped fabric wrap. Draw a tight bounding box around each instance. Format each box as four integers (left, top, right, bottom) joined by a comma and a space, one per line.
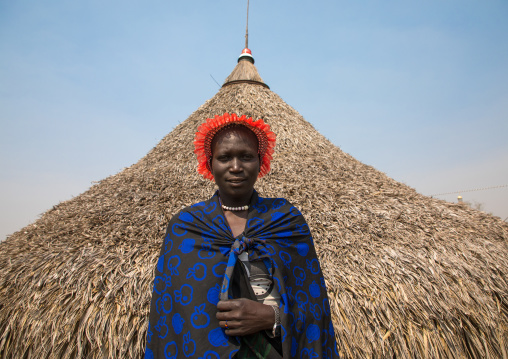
146, 191, 340, 359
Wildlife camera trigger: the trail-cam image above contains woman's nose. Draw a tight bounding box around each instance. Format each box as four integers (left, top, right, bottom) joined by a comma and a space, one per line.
230, 158, 242, 172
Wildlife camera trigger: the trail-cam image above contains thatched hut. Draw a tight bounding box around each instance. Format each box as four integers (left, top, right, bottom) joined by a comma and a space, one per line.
1, 48, 507, 359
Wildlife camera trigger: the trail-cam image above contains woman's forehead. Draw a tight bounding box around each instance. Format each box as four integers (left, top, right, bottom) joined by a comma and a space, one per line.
211, 126, 259, 151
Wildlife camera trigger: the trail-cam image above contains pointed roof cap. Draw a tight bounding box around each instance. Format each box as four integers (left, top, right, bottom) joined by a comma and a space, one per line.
222, 48, 269, 89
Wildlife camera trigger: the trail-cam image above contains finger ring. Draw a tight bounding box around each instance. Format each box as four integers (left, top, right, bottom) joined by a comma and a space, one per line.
225, 321, 228, 329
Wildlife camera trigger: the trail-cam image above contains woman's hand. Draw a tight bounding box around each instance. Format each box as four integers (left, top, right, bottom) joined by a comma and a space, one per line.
216, 298, 275, 336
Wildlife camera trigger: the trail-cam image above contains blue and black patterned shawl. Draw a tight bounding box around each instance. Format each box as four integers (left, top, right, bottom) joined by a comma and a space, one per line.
146, 191, 339, 359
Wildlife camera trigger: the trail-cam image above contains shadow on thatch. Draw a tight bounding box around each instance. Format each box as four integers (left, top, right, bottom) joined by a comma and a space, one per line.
1, 55, 507, 359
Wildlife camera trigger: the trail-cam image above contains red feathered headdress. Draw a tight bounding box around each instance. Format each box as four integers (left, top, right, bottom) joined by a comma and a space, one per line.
194, 113, 276, 181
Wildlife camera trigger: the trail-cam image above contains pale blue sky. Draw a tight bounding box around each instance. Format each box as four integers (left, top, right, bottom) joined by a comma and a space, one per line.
1, 0, 507, 240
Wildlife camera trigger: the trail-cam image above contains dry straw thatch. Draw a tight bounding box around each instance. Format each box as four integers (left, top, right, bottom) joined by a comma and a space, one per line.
1, 53, 507, 359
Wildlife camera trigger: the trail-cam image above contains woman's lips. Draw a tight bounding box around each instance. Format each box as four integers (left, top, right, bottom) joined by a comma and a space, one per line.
227, 178, 245, 185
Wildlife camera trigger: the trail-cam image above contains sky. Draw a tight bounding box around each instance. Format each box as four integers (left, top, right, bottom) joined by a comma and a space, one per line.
1, 0, 507, 240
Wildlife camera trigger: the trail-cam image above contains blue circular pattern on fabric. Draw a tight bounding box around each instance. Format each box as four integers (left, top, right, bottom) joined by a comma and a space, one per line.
255, 243, 271, 256
198, 243, 216, 259
175, 284, 193, 305
279, 218, 291, 228
183, 331, 197, 357
155, 316, 169, 339
296, 290, 309, 311
270, 212, 284, 222
200, 350, 220, 359
247, 217, 264, 230
204, 202, 216, 214
172, 313, 184, 335
164, 341, 178, 359
272, 198, 286, 209
171, 223, 188, 236
279, 251, 292, 268
145, 347, 154, 359
212, 215, 229, 233
228, 349, 239, 359
293, 266, 306, 286
188, 263, 207, 281
306, 258, 320, 274
289, 206, 301, 216
207, 284, 220, 305
296, 242, 309, 256
253, 200, 268, 213
153, 274, 170, 295
264, 244, 276, 255
208, 327, 229, 347
179, 211, 194, 223
179, 238, 195, 254
295, 311, 306, 333
302, 348, 319, 358
212, 262, 227, 278
167, 255, 181, 275
310, 302, 322, 321
191, 303, 210, 329
309, 280, 321, 298
291, 337, 298, 357
296, 223, 310, 235
306, 324, 320, 343
156, 293, 172, 314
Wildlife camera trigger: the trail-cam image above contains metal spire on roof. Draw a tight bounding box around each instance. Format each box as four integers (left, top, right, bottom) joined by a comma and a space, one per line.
222, 0, 268, 88
238, 0, 254, 64
245, 0, 249, 49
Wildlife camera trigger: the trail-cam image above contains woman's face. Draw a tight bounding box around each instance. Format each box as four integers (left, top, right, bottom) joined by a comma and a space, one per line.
211, 127, 260, 205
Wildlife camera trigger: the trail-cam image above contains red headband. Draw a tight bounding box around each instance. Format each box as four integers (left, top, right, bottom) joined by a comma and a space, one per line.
194, 113, 276, 181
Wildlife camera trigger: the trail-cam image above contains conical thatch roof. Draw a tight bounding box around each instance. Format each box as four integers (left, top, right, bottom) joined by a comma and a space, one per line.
1, 50, 507, 359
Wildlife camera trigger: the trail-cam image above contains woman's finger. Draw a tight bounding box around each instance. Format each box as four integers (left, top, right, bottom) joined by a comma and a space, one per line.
219, 320, 242, 333
217, 299, 242, 311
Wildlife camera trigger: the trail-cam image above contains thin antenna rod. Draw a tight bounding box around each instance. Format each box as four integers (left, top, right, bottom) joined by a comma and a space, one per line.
245, 0, 249, 48
209, 74, 220, 88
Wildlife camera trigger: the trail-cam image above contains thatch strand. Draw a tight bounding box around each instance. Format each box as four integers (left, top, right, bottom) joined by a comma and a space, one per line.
1, 63, 507, 358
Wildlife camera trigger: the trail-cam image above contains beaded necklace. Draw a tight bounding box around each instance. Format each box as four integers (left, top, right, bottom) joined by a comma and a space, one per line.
219, 196, 249, 211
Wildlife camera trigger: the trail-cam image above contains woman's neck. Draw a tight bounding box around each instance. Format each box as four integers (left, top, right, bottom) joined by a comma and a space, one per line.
219, 190, 253, 208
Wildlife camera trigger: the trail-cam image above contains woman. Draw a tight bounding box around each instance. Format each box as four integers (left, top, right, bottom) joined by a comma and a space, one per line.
146, 113, 339, 359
